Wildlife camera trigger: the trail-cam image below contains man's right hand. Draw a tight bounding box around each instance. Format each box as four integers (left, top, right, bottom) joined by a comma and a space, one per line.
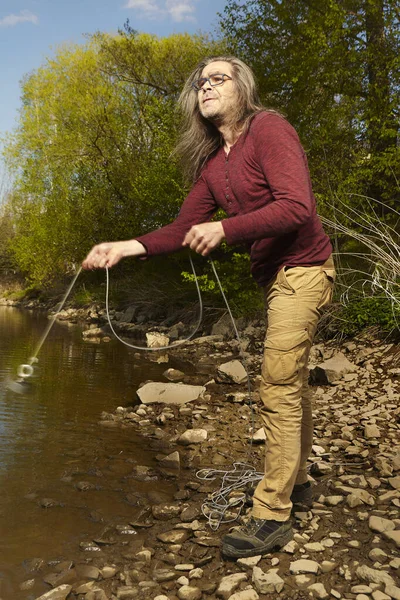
82, 240, 147, 269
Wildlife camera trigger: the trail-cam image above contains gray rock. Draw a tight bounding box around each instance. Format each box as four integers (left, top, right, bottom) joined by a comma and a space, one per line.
178, 429, 208, 445
137, 382, 205, 405
158, 451, 180, 469
369, 516, 396, 533
217, 360, 247, 384
163, 368, 185, 382
308, 583, 329, 599
385, 585, 400, 600
228, 590, 259, 600
152, 503, 181, 520
382, 530, 400, 548
146, 332, 169, 348
34, 585, 72, 600
364, 424, 381, 438
216, 573, 248, 598
290, 560, 320, 575
252, 567, 284, 593
177, 586, 202, 600
356, 565, 395, 587
389, 476, 400, 490
310, 352, 357, 384
152, 569, 177, 583
157, 530, 191, 544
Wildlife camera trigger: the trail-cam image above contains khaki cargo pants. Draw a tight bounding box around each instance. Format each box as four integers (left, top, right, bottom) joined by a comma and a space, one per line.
252, 257, 335, 521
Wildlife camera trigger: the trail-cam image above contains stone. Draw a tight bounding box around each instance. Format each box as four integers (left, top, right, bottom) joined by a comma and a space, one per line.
175, 564, 195, 571
34, 585, 73, 600
164, 368, 185, 381
152, 569, 177, 583
178, 429, 208, 445
189, 568, 203, 579
177, 585, 202, 600
158, 451, 180, 469
369, 516, 396, 533
216, 573, 248, 599
352, 585, 373, 593
157, 530, 191, 544
152, 503, 181, 520
237, 556, 262, 568
304, 542, 325, 552
364, 424, 381, 438
251, 428, 266, 443
308, 583, 329, 599
356, 565, 395, 587
389, 476, 400, 490
385, 585, 400, 600
101, 566, 118, 579
310, 352, 357, 384
290, 560, 320, 575
228, 590, 259, 600
372, 592, 391, 600
146, 332, 169, 348
217, 360, 247, 384
368, 548, 388, 563
85, 590, 108, 600
137, 382, 205, 405
382, 530, 400, 547
252, 567, 284, 594
347, 489, 375, 508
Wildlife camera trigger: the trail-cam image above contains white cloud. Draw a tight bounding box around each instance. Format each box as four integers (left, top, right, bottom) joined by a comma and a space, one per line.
166, 0, 196, 22
124, 0, 161, 16
124, 0, 197, 22
0, 9, 39, 27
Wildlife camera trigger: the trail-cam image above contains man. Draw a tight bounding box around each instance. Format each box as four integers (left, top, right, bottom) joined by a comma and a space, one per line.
83, 56, 335, 558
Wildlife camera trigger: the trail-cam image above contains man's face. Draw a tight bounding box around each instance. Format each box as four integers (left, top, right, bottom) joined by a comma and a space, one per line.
197, 61, 237, 123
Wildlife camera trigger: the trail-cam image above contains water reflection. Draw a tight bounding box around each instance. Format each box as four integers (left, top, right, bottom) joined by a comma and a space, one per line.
0, 306, 180, 597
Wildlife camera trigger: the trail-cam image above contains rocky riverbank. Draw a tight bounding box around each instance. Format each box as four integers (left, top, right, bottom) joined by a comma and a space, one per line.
13, 321, 400, 600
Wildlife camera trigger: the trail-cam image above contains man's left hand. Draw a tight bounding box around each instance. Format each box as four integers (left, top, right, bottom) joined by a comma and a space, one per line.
182, 222, 225, 256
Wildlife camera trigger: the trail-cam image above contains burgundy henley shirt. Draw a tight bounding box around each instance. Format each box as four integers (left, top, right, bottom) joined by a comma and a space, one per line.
136, 111, 332, 286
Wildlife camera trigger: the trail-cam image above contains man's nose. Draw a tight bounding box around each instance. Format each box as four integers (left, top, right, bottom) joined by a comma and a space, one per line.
201, 79, 212, 91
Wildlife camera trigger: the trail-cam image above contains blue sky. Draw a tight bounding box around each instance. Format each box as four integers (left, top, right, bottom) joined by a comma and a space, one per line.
0, 0, 227, 139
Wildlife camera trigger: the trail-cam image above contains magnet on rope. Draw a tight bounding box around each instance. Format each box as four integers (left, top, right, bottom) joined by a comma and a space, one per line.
17, 364, 35, 379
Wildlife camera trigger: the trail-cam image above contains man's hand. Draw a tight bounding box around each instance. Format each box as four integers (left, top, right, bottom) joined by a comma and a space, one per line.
82, 240, 146, 269
182, 222, 225, 256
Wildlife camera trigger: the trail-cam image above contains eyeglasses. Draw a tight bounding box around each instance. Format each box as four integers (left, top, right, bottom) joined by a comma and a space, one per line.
191, 73, 232, 92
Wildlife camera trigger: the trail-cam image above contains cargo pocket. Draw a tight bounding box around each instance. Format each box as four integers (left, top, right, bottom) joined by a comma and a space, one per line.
263, 329, 310, 385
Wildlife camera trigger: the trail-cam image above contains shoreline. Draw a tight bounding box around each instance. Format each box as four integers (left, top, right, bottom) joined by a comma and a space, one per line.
5, 323, 400, 600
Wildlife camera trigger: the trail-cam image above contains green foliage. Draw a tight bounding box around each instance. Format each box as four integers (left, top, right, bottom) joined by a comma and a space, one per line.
181, 247, 263, 315
2, 31, 225, 285
339, 296, 400, 335
220, 0, 400, 212
72, 285, 97, 307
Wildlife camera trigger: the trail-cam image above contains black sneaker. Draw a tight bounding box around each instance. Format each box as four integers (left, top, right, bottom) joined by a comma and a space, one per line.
221, 517, 293, 558
291, 481, 313, 507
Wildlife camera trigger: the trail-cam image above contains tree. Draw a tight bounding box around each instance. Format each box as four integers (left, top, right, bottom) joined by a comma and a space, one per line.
220, 0, 399, 211
3, 30, 225, 285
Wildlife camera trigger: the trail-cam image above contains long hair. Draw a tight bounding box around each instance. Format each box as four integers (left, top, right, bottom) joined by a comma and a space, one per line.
175, 56, 266, 183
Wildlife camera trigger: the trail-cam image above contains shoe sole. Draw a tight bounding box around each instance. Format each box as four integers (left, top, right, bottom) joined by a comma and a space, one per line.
221, 527, 293, 559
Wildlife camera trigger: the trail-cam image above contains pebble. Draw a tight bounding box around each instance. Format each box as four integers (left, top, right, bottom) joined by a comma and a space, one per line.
228, 590, 260, 600
252, 567, 284, 594
308, 583, 329, 599
237, 556, 262, 568
290, 559, 320, 575
216, 573, 247, 599
177, 585, 202, 600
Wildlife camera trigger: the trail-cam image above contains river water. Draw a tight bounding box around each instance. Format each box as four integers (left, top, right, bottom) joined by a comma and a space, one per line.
0, 306, 180, 598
